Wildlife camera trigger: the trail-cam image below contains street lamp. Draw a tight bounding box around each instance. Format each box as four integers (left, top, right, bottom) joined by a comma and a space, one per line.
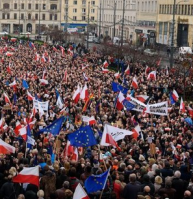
170, 0, 189, 68
38, 1, 41, 36
93, 3, 102, 39
87, 1, 90, 49
108, 1, 117, 39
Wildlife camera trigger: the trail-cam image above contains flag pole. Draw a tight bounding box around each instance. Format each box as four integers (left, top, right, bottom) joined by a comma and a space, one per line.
99, 167, 110, 199
25, 141, 27, 158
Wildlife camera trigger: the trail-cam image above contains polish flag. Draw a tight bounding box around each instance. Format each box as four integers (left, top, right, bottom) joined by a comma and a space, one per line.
7, 64, 11, 74
6, 52, 14, 57
145, 65, 150, 76
27, 91, 35, 101
12, 166, 39, 187
102, 67, 109, 73
147, 71, 156, 80
73, 183, 89, 199
172, 90, 179, 102
32, 106, 38, 116
63, 70, 68, 82
19, 126, 27, 141
9, 80, 17, 90
64, 140, 74, 158
132, 125, 141, 140
187, 106, 193, 118
180, 97, 185, 113
11, 38, 17, 42
41, 55, 46, 63
136, 95, 149, 103
4, 45, 8, 52
82, 116, 96, 125
29, 119, 36, 130
104, 131, 121, 151
103, 60, 109, 68
73, 85, 81, 104
116, 92, 125, 111
53, 46, 58, 52
132, 77, 138, 89
80, 84, 89, 102
39, 79, 48, 85
71, 148, 78, 162
42, 70, 47, 79
0, 118, 4, 130
14, 121, 22, 136
59, 106, 67, 115
44, 51, 49, 58
10, 47, 15, 52
68, 48, 74, 56
0, 139, 15, 154
114, 71, 120, 79
34, 53, 40, 61
3, 93, 11, 105
60, 46, 65, 56
125, 65, 130, 75
156, 58, 162, 66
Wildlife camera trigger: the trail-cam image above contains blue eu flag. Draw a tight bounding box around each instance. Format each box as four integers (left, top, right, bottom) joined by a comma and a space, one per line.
112, 82, 128, 95
122, 99, 136, 111
185, 117, 193, 126
22, 79, 29, 89
85, 169, 110, 193
68, 125, 97, 147
38, 116, 65, 135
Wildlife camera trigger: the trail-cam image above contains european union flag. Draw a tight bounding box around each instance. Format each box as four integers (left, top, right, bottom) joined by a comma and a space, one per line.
13, 93, 17, 105
22, 79, 29, 89
68, 125, 97, 147
112, 82, 128, 95
122, 99, 136, 111
185, 117, 193, 126
38, 116, 65, 135
169, 92, 175, 105
85, 169, 109, 194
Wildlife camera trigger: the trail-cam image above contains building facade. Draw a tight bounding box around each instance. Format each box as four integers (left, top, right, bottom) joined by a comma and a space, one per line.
135, 0, 157, 46
100, 0, 137, 42
157, 0, 193, 48
0, 0, 99, 34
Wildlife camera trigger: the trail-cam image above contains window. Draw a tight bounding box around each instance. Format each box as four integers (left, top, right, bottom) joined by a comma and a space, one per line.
2, 13, 5, 19
35, 14, 38, 20
28, 14, 31, 20
50, 14, 52, 20
73, 1, 77, 5
91, 16, 95, 21
21, 13, 24, 19
73, 16, 77, 20
91, 1, 95, 6
182, 5, 184, 15
43, 4, 46, 10
54, 14, 57, 20
73, 8, 77, 13
164, 22, 168, 35
166, 5, 169, 14
35, 4, 39, 10
159, 5, 162, 14
14, 3, 17, 9
21, 3, 24, 9
191, 5, 193, 15
14, 13, 17, 19
159, 22, 163, 34
91, 9, 95, 13
188, 5, 190, 15
65, 0, 68, 4
82, 0, 86, 5
82, 8, 86, 13
50, 4, 57, 10
7, 13, 10, 19
3, 3, 10, 9
82, 16, 86, 21
42, 14, 45, 20
28, 3, 31, 9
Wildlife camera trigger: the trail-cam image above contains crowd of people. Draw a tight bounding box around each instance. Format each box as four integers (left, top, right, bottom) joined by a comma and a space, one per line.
0, 38, 192, 199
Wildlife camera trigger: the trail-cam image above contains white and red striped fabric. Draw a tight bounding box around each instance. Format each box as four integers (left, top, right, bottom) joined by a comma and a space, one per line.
114, 71, 120, 79
125, 65, 130, 75
180, 97, 185, 113
136, 95, 149, 103
102, 67, 109, 73
53, 46, 57, 52
64, 140, 74, 158
73, 183, 89, 199
172, 89, 179, 102
34, 53, 40, 61
73, 85, 81, 104
82, 116, 96, 125
147, 71, 156, 80
12, 166, 39, 187
6, 52, 13, 57
132, 125, 141, 139
19, 126, 27, 141
14, 121, 22, 136
9, 80, 17, 90
80, 84, 89, 102
187, 106, 193, 118
103, 60, 109, 68
116, 92, 125, 111
0, 138, 15, 154
71, 148, 78, 162
132, 77, 138, 89
3, 93, 11, 105
41, 55, 46, 63
39, 79, 48, 85
27, 91, 35, 101
11, 38, 17, 42
145, 65, 150, 76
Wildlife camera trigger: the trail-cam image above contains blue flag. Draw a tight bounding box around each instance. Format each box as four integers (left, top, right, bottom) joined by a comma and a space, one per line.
51, 154, 55, 164
39, 163, 47, 169
38, 116, 65, 135
22, 79, 29, 89
185, 117, 193, 126
85, 169, 109, 194
68, 125, 97, 147
122, 99, 136, 111
112, 82, 128, 95
169, 92, 175, 105
13, 93, 17, 105
29, 41, 35, 49
35, 94, 41, 101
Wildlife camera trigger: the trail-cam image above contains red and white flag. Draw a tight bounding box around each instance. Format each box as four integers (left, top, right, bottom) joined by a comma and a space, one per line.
34, 53, 40, 61
180, 97, 185, 113
39, 79, 48, 85
53, 46, 58, 52
27, 91, 35, 101
7, 64, 11, 74
187, 106, 193, 118
73, 84, 81, 104
116, 92, 125, 111
3, 93, 11, 105
145, 65, 150, 76
59, 106, 67, 115
41, 55, 46, 63
125, 65, 130, 75
71, 148, 78, 162
132, 77, 138, 89
63, 70, 68, 82
60, 46, 65, 56
68, 48, 74, 57
103, 60, 109, 68
102, 67, 109, 73
12, 166, 39, 187
0, 138, 15, 154
14, 121, 22, 136
11, 38, 17, 42
19, 126, 27, 141
48, 55, 52, 63
6, 52, 14, 57
172, 89, 179, 102
73, 183, 89, 199
132, 125, 141, 140
82, 116, 96, 125
114, 71, 120, 79
9, 80, 17, 90
4, 45, 8, 52
80, 84, 89, 102
64, 140, 74, 158
136, 95, 149, 103
0, 118, 4, 130
147, 71, 156, 80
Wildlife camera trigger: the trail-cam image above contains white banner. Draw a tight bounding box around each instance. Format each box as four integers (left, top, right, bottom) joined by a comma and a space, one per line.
100, 124, 133, 146
33, 100, 49, 111
127, 95, 146, 112
145, 101, 168, 116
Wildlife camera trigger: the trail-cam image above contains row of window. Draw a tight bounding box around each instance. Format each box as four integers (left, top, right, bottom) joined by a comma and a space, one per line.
69, 0, 95, 5
159, 22, 172, 35
73, 8, 95, 13
103, 14, 136, 23
159, 4, 193, 15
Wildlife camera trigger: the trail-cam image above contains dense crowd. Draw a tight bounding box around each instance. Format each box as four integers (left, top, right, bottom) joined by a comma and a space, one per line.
0, 39, 193, 199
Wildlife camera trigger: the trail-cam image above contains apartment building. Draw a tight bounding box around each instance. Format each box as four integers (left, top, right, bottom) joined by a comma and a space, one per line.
157, 0, 193, 48
135, 0, 157, 46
